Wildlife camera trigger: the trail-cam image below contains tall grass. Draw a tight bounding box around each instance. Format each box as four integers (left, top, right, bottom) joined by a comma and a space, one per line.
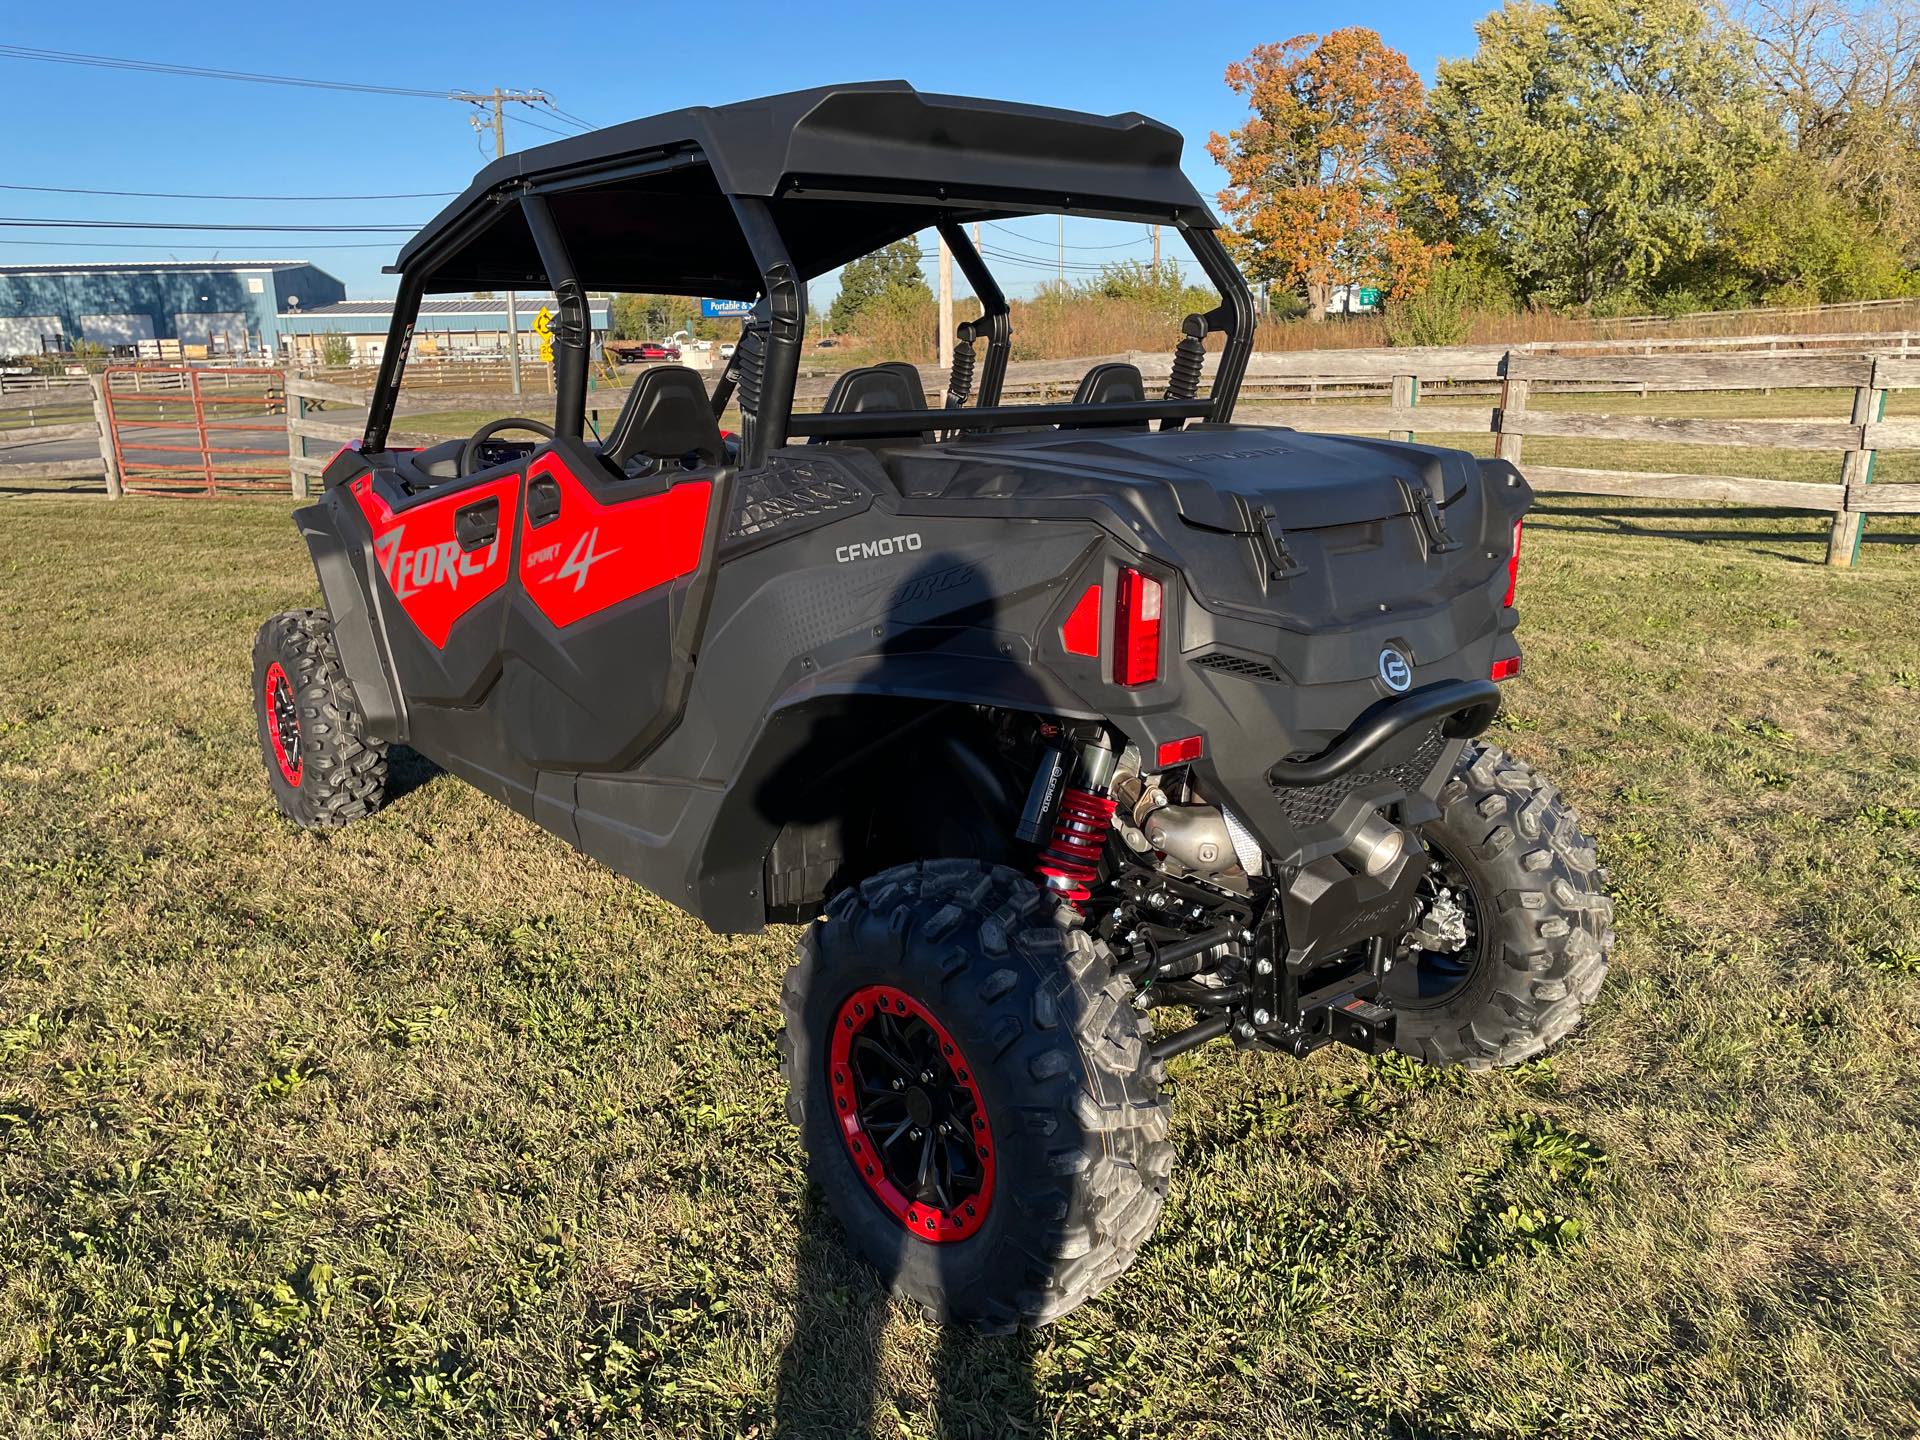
827, 291, 1920, 365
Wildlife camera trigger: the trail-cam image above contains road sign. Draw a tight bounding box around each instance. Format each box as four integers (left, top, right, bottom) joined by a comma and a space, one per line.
538, 336, 554, 364
532, 306, 554, 335
1357, 287, 1382, 308
701, 298, 754, 319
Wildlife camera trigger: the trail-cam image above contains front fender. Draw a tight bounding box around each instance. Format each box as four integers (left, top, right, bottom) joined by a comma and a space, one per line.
294, 500, 407, 742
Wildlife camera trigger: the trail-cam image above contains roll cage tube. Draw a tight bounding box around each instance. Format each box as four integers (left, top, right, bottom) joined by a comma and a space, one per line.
730, 195, 805, 467
521, 192, 589, 442
362, 271, 422, 453
1183, 223, 1255, 423
936, 220, 1011, 407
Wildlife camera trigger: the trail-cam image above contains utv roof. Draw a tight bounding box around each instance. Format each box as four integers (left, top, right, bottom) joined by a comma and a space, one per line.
394, 81, 1217, 297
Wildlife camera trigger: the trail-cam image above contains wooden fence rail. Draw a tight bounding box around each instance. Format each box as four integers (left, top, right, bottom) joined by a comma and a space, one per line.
15, 354, 1918, 566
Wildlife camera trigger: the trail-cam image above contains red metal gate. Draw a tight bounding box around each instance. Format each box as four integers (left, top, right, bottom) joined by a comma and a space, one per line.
102, 366, 286, 496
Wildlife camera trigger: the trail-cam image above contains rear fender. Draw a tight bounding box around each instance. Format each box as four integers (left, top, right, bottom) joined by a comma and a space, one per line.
294, 500, 407, 742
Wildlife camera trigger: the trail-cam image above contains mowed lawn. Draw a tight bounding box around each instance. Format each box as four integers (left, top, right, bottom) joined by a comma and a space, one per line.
0, 495, 1917, 1440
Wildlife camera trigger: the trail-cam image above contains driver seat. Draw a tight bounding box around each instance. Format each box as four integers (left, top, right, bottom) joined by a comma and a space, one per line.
599, 365, 724, 476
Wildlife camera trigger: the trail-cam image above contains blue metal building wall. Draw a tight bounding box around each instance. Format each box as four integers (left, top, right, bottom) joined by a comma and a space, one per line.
0, 264, 345, 349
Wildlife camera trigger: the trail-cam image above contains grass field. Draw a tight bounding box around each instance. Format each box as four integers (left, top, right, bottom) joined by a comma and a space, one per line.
1, 497, 1918, 1439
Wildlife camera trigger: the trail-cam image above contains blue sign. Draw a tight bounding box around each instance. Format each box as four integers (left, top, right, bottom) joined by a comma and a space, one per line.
701, 298, 755, 318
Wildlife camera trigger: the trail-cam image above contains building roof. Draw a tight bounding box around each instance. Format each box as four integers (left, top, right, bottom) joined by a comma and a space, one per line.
0, 259, 319, 276
281, 296, 608, 319
397, 81, 1213, 297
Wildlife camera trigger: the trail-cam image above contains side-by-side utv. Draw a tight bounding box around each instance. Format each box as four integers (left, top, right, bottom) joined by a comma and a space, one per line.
254, 82, 1611, 1329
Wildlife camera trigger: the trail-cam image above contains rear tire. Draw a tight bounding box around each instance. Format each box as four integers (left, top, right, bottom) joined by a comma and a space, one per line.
1392, 741, 1612, 1069
252, 609, 387, 830
780, 861, 1172, 1330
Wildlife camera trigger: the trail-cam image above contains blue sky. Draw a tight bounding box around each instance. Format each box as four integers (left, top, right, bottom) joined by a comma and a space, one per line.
3, 0, 1496, 300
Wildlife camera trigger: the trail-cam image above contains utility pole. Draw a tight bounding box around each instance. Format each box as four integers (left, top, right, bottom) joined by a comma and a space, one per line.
937, 233, 954, 372
1152, 224, 1160, 271
454, 88, 550, 396
1057, 216, 1065, 285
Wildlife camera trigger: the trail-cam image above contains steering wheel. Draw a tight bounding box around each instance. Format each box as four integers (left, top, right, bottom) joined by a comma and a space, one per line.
461, 416, 554, 475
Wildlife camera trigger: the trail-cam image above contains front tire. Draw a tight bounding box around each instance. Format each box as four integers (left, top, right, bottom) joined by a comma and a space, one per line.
1389, 741, 1613, 1069
780, 861, 1172, 1330
251, 609, 387, 830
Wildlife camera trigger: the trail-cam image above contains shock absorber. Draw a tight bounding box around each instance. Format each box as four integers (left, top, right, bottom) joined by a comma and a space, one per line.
1165, 314, 1207, 402
1025, 734, 1120, 910
945, 323, 978, 409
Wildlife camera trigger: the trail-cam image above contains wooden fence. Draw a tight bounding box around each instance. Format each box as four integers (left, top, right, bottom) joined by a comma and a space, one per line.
12, 349, 1917, 567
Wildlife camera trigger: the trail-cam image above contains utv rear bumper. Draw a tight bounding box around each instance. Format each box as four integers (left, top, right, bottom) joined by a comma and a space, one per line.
1266, 678, 1499, 787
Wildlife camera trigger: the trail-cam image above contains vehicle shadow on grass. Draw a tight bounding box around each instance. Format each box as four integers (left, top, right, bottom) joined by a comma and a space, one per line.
382, 743, 443, 805
774, 1197, 1046, 1440
768, 548, 1062, 1438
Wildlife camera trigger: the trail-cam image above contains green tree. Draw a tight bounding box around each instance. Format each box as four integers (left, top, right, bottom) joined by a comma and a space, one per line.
320, 334, 352, 368
609, 293, 697, 341
828, 239, 930, 332
1420, 0, 1776, 308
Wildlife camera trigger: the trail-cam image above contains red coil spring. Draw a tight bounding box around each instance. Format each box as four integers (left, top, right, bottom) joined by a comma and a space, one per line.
1035, 787, 1118, 909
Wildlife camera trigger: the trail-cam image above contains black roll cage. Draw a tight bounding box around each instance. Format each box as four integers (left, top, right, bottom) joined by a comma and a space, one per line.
362, 175, 1254, 465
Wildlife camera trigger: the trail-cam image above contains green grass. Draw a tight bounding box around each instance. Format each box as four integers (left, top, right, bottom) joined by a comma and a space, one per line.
1, 498, 1918, 1438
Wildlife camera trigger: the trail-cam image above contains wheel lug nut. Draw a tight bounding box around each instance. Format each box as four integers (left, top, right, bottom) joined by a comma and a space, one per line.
919, 1070, 934, 1083
909, 1127, 923, 1140
891, 1078, 903, 1090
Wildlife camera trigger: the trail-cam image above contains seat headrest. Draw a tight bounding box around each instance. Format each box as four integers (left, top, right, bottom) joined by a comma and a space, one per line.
821, 361, 930, 416
603, 365, 722, 469
1072, 362, 1147, 407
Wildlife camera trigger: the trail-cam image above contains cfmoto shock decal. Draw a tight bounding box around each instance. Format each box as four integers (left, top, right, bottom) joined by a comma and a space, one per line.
518, 453, 710, 629
350, 472, 520, 649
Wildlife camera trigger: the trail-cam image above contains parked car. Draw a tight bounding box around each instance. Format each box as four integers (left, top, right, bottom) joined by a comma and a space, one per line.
607, 339, 680, 363
719, 342, 737, 359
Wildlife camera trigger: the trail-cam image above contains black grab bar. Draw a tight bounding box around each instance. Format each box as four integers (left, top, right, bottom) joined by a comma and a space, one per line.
1268, 678, 1501, 788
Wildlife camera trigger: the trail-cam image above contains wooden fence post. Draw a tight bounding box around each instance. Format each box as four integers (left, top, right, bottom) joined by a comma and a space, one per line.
287, 379, 308, 500
89, 375, 121, 499
1495, 355, 1529, 467
1827, 373, 1889, 566
1389, 373, 1417, 443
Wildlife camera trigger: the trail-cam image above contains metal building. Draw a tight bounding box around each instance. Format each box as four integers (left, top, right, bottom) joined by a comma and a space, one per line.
277, 296, 611, 366
0, 260, 346, 358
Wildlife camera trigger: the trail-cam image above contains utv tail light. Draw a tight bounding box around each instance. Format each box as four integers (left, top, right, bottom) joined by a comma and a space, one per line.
1061, 583, 1102, 658
1503, 519, 1523, 608
1114, 568, 1162, 686
1491, 656, 1521, 682
1156, 735, 1204, 768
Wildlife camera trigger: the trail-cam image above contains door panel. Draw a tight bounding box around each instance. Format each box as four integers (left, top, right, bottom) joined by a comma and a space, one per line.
345, 466, 522, 707
518, 450, 711, 628
498, 438, 720, 772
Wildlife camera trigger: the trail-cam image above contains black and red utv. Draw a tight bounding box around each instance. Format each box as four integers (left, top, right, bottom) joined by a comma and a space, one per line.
255, 82, 1611, 1329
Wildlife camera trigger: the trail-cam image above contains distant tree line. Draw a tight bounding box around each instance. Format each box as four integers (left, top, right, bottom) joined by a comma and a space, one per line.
1209, 0, 1920, 328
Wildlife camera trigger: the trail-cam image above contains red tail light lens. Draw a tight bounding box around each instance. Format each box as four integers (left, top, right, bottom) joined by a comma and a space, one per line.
1114, 567, 1162, 686
1503, 519, 1523, 608
1156, 735, 1204, 767
1491, 656, 1521, 682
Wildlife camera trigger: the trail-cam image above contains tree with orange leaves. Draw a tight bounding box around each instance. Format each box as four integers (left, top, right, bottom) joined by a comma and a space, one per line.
1208, 29, 1442, 319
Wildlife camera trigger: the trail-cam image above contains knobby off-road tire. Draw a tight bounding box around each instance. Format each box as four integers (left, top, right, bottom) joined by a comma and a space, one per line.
781, 861, 1172, 1330
251, 609, 387, 830
1395, 741, 1613, 1069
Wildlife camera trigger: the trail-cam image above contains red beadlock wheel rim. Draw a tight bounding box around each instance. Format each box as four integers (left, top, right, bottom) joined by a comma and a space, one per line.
264, 662, 303, 787
828, 984, 995, 1243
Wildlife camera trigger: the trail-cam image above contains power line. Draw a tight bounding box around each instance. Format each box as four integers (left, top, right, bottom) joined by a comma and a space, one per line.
510, 113, 578, 140
0, 217, 419, 232
0, 182, 457, 201
0, 238, 398, 251
0, 44, 464, 98
987, 221, 1154, 252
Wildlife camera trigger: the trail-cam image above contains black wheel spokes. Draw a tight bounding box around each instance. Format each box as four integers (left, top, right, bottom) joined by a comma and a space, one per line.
845, 1006, 985, 1217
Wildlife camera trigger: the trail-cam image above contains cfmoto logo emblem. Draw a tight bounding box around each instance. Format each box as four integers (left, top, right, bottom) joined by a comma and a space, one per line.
1378, 646, 1413, 693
